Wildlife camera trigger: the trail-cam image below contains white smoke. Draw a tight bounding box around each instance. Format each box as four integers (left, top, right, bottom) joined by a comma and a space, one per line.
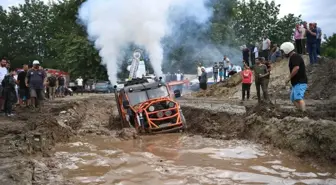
78, 0, 211, 84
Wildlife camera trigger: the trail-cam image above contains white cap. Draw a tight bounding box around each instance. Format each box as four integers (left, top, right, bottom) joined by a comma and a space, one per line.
33, 60, 40, 65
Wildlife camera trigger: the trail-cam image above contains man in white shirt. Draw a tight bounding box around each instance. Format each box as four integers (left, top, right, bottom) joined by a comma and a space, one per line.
197, 63, 203, 82
223, 56, 230, 79
0, 58, 9, 111
76, 76, 84, 95
262, 36, 271, 61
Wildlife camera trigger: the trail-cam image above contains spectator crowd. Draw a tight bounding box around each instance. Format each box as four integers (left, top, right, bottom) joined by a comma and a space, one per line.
0, 59, 85, 117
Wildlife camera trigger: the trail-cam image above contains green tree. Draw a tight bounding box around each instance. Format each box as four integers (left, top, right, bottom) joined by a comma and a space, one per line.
321, 34, 336, 58
233, 0, 301, 45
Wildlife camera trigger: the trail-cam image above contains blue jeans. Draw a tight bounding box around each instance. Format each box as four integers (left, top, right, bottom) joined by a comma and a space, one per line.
307, 42, 317, 64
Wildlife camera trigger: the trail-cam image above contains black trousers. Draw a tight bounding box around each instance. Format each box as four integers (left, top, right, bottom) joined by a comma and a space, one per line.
255, 79, 269, 102
295, 39, 302, 54
4, 90, 15, 114
77, 86, 84, 95
242, 83, 251, 100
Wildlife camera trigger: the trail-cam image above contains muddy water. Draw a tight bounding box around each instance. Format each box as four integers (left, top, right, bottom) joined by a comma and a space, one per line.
55, 134, 336, 185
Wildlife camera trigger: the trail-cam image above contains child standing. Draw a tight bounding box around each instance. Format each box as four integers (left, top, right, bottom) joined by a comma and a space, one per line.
241, 65, 253, 101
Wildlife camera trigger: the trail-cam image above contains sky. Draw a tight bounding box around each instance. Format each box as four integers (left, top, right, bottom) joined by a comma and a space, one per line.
0, 0, 335, 36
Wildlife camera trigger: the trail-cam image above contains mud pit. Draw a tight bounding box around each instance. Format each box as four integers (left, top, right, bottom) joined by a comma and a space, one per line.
56, 134, 336, 184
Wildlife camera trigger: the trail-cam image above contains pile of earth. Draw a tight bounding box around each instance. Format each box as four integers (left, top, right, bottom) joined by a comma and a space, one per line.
0, 95, 119, 185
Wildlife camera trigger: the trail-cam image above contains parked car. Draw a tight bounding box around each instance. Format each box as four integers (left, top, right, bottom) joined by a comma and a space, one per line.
94, 81, 114, 93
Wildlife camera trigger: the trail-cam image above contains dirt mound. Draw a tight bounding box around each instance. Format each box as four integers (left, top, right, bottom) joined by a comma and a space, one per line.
0, 95, 117, 185
306, 58, 336, 100
193, 72, 242, 97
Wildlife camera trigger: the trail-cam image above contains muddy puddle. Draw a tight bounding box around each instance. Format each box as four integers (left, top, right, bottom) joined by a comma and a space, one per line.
55, 134, 336, 185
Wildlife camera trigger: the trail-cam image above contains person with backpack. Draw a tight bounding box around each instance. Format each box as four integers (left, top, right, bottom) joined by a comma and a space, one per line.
47, 74, 57, 100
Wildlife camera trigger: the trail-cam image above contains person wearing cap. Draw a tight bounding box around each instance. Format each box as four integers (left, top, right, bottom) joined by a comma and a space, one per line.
281, 42, 308, 112
25, 60, 47, 109
199, 67, 207, 90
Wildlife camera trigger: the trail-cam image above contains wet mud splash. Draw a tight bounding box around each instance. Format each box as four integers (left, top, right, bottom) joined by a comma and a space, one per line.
55, 134, 336, 184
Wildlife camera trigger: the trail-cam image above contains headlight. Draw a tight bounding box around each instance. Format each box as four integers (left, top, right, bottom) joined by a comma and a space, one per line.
157, 111, 164, 118
164, 110, 172, 117
168, 102, 175, 108
148, 106, 155, 112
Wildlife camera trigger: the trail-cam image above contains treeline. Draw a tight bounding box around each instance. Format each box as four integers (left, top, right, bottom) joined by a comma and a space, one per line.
0, 0, 334, 79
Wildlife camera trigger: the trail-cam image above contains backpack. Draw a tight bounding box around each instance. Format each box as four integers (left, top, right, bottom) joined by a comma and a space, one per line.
48, 76, 57, 87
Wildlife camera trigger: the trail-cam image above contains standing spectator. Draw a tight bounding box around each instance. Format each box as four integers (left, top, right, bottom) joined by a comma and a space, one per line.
218, 61, 224, 82
25, 60, 46, 109
47, 74, 57, 100
252, 43, 259, 67
2, 68, 17, 116
212, 62, 219, 83
250, 43, 256, 66
223, 55, 230, 79
241, 65, 253, 101
57, 74, 66, 97
254, 58, 270, 103
294, 24, 303, 54
17, 64, 30, 107
314, 23, 322, 57
281, 42, 308, 112
261, 57, 272, 93
306, 23, 317, 64
0, 58, 8, 112
262, 36, 271, 61
199, 67, 207, 91
270, 44, 281, 63
242, 45, 250, 66
301, 21, 308, 54
76, 76, 84, 95
197, 63, 202, 82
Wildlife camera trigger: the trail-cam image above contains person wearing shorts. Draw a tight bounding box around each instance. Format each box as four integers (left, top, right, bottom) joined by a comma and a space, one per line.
26, 60, 46, 108
281, 42, 308, 112
17, 64, 30, 106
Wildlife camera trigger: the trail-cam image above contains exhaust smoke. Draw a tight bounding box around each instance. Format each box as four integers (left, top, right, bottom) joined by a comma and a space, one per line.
78, 0, 211, 84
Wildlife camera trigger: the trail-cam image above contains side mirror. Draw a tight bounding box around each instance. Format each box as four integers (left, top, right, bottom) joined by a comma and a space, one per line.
123, 100, 130, 108
174, 89, 181, 98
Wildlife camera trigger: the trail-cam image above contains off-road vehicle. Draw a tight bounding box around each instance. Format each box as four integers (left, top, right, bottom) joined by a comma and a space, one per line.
114, 78, 186, 134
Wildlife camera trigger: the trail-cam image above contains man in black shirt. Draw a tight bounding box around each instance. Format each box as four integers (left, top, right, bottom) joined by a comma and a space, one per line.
58, 75, 65, 97
17, 64, 30, 106
281, 42, 308, 111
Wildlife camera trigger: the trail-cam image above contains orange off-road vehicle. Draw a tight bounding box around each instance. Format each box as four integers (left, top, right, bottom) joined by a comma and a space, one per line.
114, 78, 186, 134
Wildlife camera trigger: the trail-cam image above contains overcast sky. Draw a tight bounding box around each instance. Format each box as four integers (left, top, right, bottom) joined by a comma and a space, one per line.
1, 0, 335, 36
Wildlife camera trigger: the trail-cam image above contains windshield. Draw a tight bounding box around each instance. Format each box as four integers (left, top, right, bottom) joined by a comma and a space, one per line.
127, 86, 169, 106
147, 86, 169, 99
127, 91, 148, 106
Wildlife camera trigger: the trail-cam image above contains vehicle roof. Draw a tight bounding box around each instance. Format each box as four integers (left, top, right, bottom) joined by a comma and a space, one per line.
123, 81, 166, 92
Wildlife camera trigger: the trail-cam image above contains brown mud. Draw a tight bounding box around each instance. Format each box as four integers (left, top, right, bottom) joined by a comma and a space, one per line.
0, 94, 119, 185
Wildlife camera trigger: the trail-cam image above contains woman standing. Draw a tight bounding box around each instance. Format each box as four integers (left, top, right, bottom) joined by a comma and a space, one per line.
199, 67, 207, 91
241, 65, 253, 101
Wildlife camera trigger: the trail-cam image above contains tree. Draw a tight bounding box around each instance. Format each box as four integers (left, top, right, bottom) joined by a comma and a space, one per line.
321, 34, 336, 58
233, 0, 301, 45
